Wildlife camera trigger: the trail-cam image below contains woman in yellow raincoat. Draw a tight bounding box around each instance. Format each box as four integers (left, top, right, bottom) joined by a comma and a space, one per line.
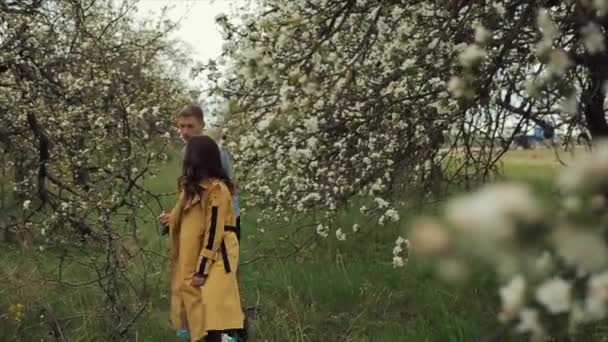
168, 135, 243, 342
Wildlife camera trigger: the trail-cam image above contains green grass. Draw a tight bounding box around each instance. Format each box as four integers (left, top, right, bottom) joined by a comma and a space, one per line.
0, 148, 579, 341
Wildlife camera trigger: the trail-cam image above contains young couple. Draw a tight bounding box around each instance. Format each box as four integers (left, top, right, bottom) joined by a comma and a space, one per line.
160, 105, 243, 342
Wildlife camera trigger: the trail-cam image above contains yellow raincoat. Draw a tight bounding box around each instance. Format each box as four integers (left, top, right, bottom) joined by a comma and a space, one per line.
169, 178, 243, 342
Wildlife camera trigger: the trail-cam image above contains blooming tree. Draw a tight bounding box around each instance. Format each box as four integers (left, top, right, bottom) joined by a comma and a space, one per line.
203, 0, 608, 227
201, 0, 607, 231
0, 0, 191, 337
202, 1, 478, 236
196, 0, 608, 253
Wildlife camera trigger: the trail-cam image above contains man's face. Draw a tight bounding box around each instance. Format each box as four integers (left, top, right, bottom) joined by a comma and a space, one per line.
176, 115, 204, 143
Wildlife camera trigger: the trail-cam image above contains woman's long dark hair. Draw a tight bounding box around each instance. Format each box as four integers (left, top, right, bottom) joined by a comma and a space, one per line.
179, 135, 234, 201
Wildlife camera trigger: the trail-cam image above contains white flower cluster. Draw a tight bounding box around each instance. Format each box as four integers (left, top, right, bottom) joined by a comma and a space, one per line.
316, 224, 329, 238
458, 44, 486, 68
535, 9, 560, 58
408, 141, 608, 339
581, 23, 606, 54
392, 236, 410, 268
448, 23, 492, 99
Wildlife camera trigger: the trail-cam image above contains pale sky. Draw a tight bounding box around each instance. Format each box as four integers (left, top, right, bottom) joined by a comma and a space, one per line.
135, 0, 234, 63
134, 0, 249, 116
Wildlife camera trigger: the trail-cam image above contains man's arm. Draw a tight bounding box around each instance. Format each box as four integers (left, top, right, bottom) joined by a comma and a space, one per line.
220, 146, 241, 217
220, 147, 233, 179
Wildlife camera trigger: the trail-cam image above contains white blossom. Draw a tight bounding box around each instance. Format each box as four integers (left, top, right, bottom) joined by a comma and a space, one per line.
585, 271, 608, 320
395, 236, 407, 246
384, 209, 400, 222
303, 116, 319, 133
257, 115, 275, 130
548, 49, 572, 77
535, 9, 559, 58
374, 197, 389, 209
581, 23, 606, 54
537, 9, 559, 41
316, 224, 329, 238
335, 228, 346, 241
392, 236, 410, 268
493, 3, 506, 17
447, 77, 467, 98
474, 24, 492, 44
445, 183, 541, 239
392, 256, 405, 268
552, 226, 608, 272
392, 244, 403, 255
535, 277, 572, 314
559, 141, 608, 192
60, 202, 70, 211
499, 274, 526, 321
458, 44, 486, 67
515, 308, 545, 342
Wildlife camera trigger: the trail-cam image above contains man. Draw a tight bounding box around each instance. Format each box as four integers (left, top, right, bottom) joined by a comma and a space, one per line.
159, 104, 241, 230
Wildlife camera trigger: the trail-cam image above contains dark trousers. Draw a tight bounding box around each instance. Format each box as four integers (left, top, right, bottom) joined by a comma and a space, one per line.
203, 331, 222, 342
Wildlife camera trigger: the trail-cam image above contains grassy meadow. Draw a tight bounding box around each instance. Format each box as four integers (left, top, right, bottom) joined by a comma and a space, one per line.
0, 148, 592, 342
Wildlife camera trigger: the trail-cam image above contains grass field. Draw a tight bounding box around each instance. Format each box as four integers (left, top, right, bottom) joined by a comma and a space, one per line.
0, 148, 590, 341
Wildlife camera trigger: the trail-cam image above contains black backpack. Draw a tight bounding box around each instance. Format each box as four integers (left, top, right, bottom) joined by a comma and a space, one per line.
224, 306, 257, 341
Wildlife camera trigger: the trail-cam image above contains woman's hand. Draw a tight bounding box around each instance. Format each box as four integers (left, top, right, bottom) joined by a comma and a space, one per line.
159, 211, 172, 235
159, 211, 172, 225
191, 274, 206, 287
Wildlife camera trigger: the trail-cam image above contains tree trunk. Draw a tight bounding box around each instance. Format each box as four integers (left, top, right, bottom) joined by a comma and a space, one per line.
583, 55, 608, 140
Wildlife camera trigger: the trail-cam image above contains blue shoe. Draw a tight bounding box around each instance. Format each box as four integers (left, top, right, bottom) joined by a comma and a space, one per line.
176, 329, 190, 338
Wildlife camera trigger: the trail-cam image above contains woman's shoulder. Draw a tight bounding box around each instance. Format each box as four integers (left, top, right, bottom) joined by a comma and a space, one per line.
204, 179, 230, 199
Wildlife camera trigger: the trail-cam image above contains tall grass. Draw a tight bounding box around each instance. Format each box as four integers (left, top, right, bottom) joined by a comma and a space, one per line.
0, 149, 569, 341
